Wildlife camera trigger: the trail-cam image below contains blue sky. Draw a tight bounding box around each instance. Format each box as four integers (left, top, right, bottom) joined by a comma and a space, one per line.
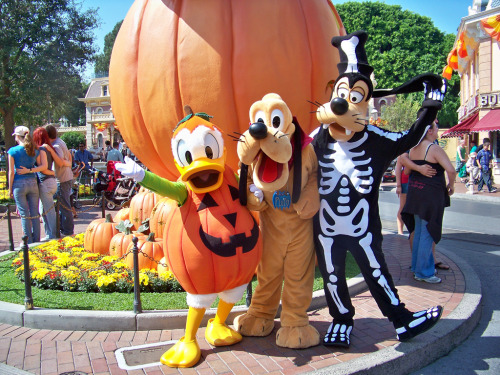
80, 0, 473, 77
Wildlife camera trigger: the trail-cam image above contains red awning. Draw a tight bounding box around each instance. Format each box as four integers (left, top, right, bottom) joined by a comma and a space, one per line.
441, 112, 479, 138
470, 109, 500, 133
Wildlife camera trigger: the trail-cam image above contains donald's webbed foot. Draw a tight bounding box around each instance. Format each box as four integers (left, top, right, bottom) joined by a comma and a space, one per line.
160, 337, 201, 368
205, 318, 242, 346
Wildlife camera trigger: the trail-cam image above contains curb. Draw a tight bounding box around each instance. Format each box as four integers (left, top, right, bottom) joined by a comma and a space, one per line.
308, 247, 482, 375
0, 276, 367, 332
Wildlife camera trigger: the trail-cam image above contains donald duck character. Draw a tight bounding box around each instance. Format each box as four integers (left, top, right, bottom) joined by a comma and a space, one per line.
116, 108, 262, 368
233, 93, 321, 349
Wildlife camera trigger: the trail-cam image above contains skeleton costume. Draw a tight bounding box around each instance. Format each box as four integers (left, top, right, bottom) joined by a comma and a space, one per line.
312, 31, 445, 347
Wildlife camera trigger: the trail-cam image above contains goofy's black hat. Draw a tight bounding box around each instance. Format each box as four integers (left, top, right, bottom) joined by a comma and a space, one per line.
331, 30, 443, 100
332, 31, 374, 99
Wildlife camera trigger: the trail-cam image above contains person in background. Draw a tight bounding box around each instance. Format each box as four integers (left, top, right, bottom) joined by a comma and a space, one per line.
7, 126, 48, 244
456, 139, 467, 183
399, 152, 449, 270
475, 137, 490, 154
107, 141, 124, 162
103, 140, 112, 161
395, 153, 437, 235
74, 143, 93, 171
469, 141, 477, 154
45, 124, 74, 236
32, 127, 58, 240
401, 121, 455, 283
476, 141, 497, 193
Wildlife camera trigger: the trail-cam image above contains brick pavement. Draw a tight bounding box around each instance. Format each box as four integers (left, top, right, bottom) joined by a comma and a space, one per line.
0, 231, 465, 375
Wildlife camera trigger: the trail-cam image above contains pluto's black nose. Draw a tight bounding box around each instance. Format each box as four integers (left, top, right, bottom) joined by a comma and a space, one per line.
249, 122, 268, 139
330, 97, 349, 115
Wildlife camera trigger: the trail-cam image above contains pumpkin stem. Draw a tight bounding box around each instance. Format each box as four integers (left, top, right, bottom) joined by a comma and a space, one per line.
116, 219, 133, 235
105, 213, 113, 223
146, 232, 155, 242
184, 105, 193, 116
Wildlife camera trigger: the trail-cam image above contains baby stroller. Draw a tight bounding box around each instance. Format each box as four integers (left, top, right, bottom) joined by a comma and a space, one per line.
92, 161, 139, 210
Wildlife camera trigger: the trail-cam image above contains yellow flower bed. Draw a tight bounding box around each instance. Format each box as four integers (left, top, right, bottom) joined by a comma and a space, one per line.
11, 234, 183, 294
0, 174, 9, 201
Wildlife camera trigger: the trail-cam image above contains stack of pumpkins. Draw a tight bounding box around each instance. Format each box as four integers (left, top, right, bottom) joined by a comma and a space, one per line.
83, 188, 173, 272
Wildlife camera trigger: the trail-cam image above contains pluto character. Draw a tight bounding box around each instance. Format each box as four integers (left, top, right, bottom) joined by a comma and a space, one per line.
116, 109, 262, 368
311, 31, 446, 347
233, 93, 321, 349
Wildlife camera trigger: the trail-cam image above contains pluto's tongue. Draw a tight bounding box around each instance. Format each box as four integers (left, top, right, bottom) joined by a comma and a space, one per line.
259, 154, 281, 183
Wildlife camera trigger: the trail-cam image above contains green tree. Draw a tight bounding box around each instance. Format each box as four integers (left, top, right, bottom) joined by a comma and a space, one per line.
94, 21, 123, 76
0, 0, 98, 149
336, 1, 459, 127
60, 131, 85, 150
380, 94, 421, 132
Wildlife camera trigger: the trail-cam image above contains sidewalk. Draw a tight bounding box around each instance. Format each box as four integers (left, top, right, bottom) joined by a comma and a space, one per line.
0, 229, 482, 374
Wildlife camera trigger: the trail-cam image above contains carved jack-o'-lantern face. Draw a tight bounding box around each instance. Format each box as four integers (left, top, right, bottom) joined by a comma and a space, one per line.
163, 168, 262, 295
197, 186, 259, 258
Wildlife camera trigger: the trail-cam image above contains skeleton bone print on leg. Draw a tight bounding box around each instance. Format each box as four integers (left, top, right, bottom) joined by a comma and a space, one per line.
317, 133, 401, 313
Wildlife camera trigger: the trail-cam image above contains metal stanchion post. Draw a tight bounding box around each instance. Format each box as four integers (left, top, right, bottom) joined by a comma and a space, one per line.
22, 236, 33, 310
132, 236, 142, 314
55, 201, 61, 239
101, 193, 106, 218
246, 282, 253, 307
6, 204, 14, 252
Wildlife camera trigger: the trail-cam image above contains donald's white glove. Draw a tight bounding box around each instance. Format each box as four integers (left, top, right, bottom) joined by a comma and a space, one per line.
115, 156, 145, 182
249, 184, 264, 203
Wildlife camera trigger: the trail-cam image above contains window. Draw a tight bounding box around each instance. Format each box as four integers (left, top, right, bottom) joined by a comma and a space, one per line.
95, 107, 103, 114
102, 85, 108, 97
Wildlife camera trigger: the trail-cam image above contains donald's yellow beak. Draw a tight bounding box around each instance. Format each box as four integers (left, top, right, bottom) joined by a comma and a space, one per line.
176, 153, 226, 194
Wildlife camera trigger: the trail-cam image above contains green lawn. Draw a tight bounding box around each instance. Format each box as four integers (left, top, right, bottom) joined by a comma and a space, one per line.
0, 252, 360, 311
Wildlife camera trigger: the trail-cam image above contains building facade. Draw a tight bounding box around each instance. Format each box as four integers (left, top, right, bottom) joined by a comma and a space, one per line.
78, 77, 119, 158
442, 0, 500, 176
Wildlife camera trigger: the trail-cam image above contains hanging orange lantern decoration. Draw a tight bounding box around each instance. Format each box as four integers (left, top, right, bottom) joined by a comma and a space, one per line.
481, 14, 500, 42
456, 32, 468, 58
442, 65, 453, 80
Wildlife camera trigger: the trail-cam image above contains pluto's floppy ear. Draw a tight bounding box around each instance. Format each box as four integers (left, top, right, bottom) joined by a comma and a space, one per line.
239, 163, 248, 206
292, 117, 303, 204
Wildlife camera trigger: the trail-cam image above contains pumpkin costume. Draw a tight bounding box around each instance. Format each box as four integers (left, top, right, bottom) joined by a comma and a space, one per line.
116, 112, 262, 368
311, 31, 446, 348
234, 94, 321, 349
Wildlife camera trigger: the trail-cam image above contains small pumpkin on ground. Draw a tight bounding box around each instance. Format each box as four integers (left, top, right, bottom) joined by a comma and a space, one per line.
129, 190, 161, 230
126, 232, 164, 270
113, 207, 130, 223
109, 220, 135, 258
84, 214, 118, 255
150, 197, 177, 238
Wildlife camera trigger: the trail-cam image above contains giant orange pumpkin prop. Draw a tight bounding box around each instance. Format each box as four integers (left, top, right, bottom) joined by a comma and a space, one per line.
110, 0, 345, 180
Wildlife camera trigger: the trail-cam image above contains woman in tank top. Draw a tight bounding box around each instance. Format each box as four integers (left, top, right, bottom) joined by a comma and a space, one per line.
401, 121, 456, 283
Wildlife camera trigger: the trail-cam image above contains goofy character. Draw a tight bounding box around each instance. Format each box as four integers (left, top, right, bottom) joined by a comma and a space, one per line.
312, 30, 446, 347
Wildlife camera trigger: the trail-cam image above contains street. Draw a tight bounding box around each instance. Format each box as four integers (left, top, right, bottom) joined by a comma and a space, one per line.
378, 189, 500, 374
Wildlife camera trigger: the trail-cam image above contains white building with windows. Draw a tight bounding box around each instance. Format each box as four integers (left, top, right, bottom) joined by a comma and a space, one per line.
78, 77, 119, 157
